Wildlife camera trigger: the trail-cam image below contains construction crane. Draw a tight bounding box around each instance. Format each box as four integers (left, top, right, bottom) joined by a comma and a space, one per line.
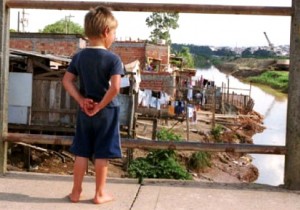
263, 32, 275, 52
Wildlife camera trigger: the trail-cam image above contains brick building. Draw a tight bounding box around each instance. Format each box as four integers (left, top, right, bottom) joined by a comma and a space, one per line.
10, 32, 176, 96
10, 32, 86, 57
111, 41, 169, 71
10, 33, 170, 70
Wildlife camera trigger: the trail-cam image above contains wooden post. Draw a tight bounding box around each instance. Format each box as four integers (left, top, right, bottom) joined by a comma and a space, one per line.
212, 87, 216, 129
0, 0, 9, 174
185, 101, 189, 141
226, 75, 229, 103
152, 118, 158, 140
284, 0, 300, 190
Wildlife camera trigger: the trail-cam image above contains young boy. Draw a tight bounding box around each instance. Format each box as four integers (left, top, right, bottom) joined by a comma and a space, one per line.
62, 6, 124, 204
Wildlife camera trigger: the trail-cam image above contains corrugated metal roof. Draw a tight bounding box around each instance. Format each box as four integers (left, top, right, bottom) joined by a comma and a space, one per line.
10, 48, 71, 63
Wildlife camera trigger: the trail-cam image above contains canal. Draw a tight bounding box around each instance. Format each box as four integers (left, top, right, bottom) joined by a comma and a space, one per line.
196, 66, 286, 186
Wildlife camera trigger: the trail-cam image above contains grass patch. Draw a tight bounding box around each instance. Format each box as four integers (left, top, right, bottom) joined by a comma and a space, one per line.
247, 70, 289, 93
211, 124, 223, 142
188, 151, 211, 172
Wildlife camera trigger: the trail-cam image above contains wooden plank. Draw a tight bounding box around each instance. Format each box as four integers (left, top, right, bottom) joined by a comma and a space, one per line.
284, 0, 300, 190
6, 1, 291, 16
8, 124, 75, 133
31, 80, 50, 124
60, 86, 71, 124
49, 80, 61, 123
32, 59, 51, 72
31, 108, 76, 114
34, 71, 65, 80
0, 0, 9, 174
4, 133, 286, 155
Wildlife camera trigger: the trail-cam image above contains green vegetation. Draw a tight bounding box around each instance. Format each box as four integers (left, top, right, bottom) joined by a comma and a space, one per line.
241, 47, 275, 58
156, 128, 181, 142
211, 124, 223, 142
188, 151, 211, 171
128, 128, 192, 183
146, 12, 179, 45
247, 71, 289, 93
171, 43, 280, 69
171, 46, 195, 68
40, 19, 84, 35
171, 44, 237, 69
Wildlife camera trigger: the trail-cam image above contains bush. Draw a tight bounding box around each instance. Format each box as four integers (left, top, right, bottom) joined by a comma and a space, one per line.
188, 152, 211, 172
211, 124, 223, 142
156, 128, 181, 142
128, 129, 192, 183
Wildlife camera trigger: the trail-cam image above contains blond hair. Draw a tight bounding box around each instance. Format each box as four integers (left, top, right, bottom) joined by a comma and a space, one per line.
84, 6, 118, 38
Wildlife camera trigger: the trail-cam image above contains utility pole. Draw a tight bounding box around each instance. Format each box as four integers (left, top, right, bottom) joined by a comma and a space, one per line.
65, 14, 74, 34
17, 11, 20, 32
19, 9, 28, 32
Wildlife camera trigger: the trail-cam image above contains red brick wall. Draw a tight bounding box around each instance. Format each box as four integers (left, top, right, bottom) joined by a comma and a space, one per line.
140, 71, 176, 96
145, 44, 169, 70
110, 42, 146, 67
10, 39, 33, 51
10, 34, 170, 70
10, 33, 85, 57
110, 42, 169, 70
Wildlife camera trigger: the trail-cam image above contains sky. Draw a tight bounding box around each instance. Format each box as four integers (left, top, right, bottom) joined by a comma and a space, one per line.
9, 0, 292, 47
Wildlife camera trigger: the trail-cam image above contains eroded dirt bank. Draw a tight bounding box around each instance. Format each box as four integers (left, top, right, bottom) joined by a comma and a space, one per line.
216, 58, 276, 78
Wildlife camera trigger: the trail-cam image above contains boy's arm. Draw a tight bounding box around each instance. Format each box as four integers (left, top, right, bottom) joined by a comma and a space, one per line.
62, 72, 86, 110
87, 74, 121, 116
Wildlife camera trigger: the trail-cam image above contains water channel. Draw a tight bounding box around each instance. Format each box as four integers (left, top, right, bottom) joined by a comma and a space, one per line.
195, 66, 286, 186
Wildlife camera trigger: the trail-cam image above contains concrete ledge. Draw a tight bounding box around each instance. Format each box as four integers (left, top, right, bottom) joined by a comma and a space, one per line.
0, 172, 299, 210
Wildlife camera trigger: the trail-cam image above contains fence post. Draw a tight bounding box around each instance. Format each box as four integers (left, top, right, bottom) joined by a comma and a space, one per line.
0, 0, 9, 174
212, 87, 216, 129
284, 0, 300, 190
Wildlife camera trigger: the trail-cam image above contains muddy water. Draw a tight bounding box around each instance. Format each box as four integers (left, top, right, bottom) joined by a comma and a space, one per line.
196, 66, 286, 186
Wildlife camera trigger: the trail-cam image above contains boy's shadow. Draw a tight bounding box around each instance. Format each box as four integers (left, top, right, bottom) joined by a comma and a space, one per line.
0, 192, 92, 204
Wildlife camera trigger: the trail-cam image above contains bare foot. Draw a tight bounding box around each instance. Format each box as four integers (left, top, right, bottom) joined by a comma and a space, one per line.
68, 191, 81, 203
93, 193, 114, 204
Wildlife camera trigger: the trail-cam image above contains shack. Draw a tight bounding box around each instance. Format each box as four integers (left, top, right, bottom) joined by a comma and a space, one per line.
8, 48, 136, 138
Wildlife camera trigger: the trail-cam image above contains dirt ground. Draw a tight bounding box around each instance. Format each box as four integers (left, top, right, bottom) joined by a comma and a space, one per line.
7, 109, 264, 184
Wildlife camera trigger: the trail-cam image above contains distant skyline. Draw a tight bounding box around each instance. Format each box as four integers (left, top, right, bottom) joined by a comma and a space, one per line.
9, 0, 292, 47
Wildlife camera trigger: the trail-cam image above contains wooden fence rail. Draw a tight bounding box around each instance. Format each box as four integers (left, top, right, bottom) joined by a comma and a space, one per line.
6, 1, 291, 16
5, 133, 286, 155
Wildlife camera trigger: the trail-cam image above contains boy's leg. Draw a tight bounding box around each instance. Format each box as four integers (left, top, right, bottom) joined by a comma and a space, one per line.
69, 156, 88, 202
93, 159, 114, 204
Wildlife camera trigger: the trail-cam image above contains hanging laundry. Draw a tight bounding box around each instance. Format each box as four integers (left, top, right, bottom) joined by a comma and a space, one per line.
143, 89, 152, 107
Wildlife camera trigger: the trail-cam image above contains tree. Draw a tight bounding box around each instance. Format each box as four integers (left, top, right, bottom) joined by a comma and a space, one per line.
171, 44, 213, 68
253, 48, 275, 58
171, 46, 194, 68
146, 12, 179, 45
214, 47, 236, 57
41, 19, 84, 34
241, 48, 253, 58
178, 47, 194, 68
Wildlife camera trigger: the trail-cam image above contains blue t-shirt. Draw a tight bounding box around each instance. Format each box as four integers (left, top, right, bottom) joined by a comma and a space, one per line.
67, 48, 124, 107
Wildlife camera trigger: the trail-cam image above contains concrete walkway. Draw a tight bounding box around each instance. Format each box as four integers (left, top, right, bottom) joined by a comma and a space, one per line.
0, 172, 299, 210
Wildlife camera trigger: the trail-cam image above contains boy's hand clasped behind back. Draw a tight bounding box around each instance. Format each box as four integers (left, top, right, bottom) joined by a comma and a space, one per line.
80, 98, 99, 116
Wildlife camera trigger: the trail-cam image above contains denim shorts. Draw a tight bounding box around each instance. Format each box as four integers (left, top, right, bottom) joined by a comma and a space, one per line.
70, 106, 122, 159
